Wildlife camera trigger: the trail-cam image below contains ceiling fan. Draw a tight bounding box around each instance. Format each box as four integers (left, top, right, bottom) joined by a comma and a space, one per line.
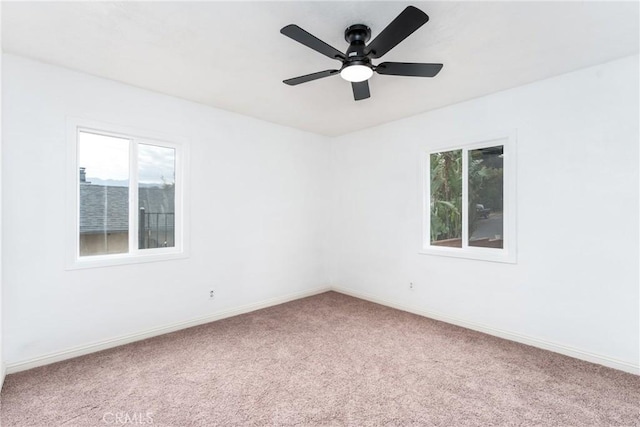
280, 6, 443, 101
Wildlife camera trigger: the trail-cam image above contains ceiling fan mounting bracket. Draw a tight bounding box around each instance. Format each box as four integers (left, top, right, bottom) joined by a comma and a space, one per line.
344, 25, 371, 44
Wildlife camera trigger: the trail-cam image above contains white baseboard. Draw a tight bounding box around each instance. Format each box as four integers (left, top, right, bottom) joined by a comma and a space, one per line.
332, 286, 640, 375
5, 286, 331, 375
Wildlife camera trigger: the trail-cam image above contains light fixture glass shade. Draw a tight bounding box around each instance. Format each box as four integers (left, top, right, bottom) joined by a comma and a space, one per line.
340, 64, 373, 82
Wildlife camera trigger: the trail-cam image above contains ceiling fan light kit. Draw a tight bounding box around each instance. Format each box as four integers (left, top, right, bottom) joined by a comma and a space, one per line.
281, 5, 443, 101
340, 64, 373, 83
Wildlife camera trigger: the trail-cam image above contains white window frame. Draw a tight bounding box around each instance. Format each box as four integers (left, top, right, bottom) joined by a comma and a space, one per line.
420, 130, 517, 263
66, 118, 189, 269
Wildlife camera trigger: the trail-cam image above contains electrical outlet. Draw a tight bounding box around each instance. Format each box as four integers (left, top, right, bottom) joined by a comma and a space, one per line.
209, 290, 215, 300
409, 282, 414, 290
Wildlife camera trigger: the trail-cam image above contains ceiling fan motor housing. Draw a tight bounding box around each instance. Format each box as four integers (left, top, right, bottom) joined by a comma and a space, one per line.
344, 24, 371, 64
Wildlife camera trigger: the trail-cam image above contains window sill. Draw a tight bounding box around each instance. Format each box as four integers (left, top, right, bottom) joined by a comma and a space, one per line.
66, 250, 189, 270
419, 247, 516, 264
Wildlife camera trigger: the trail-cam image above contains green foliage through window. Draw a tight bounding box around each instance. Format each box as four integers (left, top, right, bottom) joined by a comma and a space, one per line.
430, 145, 504, 248
430, 150, 462, 245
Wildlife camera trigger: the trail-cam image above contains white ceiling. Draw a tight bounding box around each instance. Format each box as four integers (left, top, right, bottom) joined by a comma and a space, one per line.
2, 1, 638, 136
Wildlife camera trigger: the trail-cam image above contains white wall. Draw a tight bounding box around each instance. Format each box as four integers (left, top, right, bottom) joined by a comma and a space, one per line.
2, 54, 331, 365
3, 53, 638, 374
0, 1, 5, 389
329, 55, 639, 372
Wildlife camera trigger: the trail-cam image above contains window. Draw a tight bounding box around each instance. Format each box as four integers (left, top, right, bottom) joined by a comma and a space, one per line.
421, 132, 516, 263
67, 119, 187, 268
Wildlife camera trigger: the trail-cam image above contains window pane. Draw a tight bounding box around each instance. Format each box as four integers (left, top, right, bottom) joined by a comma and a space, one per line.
138, 144, 176, 249
468, 146, 504, 249
78, 131, 130, 256
430, 150, 462, 247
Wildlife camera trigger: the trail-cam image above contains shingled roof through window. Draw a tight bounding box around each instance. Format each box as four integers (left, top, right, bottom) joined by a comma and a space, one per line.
80, 184, 174, 234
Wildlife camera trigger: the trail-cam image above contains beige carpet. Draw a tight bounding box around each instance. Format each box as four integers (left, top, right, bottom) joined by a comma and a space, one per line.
1, 291, 639, 426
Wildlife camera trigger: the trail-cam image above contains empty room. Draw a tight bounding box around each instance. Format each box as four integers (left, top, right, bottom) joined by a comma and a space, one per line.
0, 1, 639, 426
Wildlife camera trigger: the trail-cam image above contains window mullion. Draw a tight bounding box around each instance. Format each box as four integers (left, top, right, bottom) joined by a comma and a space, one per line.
129, 139, 139, 255
461, 148, 469, 249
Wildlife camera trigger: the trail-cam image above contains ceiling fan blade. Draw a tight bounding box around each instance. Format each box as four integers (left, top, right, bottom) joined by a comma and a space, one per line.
376, 62, 443, 77
365, 6, 429, 59
351, 81, 370, 101
283, 70, 339, 86
281, 25, 346, 61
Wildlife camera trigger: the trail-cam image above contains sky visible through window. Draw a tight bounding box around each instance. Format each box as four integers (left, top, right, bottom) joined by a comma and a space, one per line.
78, 131, 175, 187
138, 143, 175, 186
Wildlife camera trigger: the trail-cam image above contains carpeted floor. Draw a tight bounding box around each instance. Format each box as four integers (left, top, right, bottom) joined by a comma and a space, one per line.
1, 292, 639, 426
